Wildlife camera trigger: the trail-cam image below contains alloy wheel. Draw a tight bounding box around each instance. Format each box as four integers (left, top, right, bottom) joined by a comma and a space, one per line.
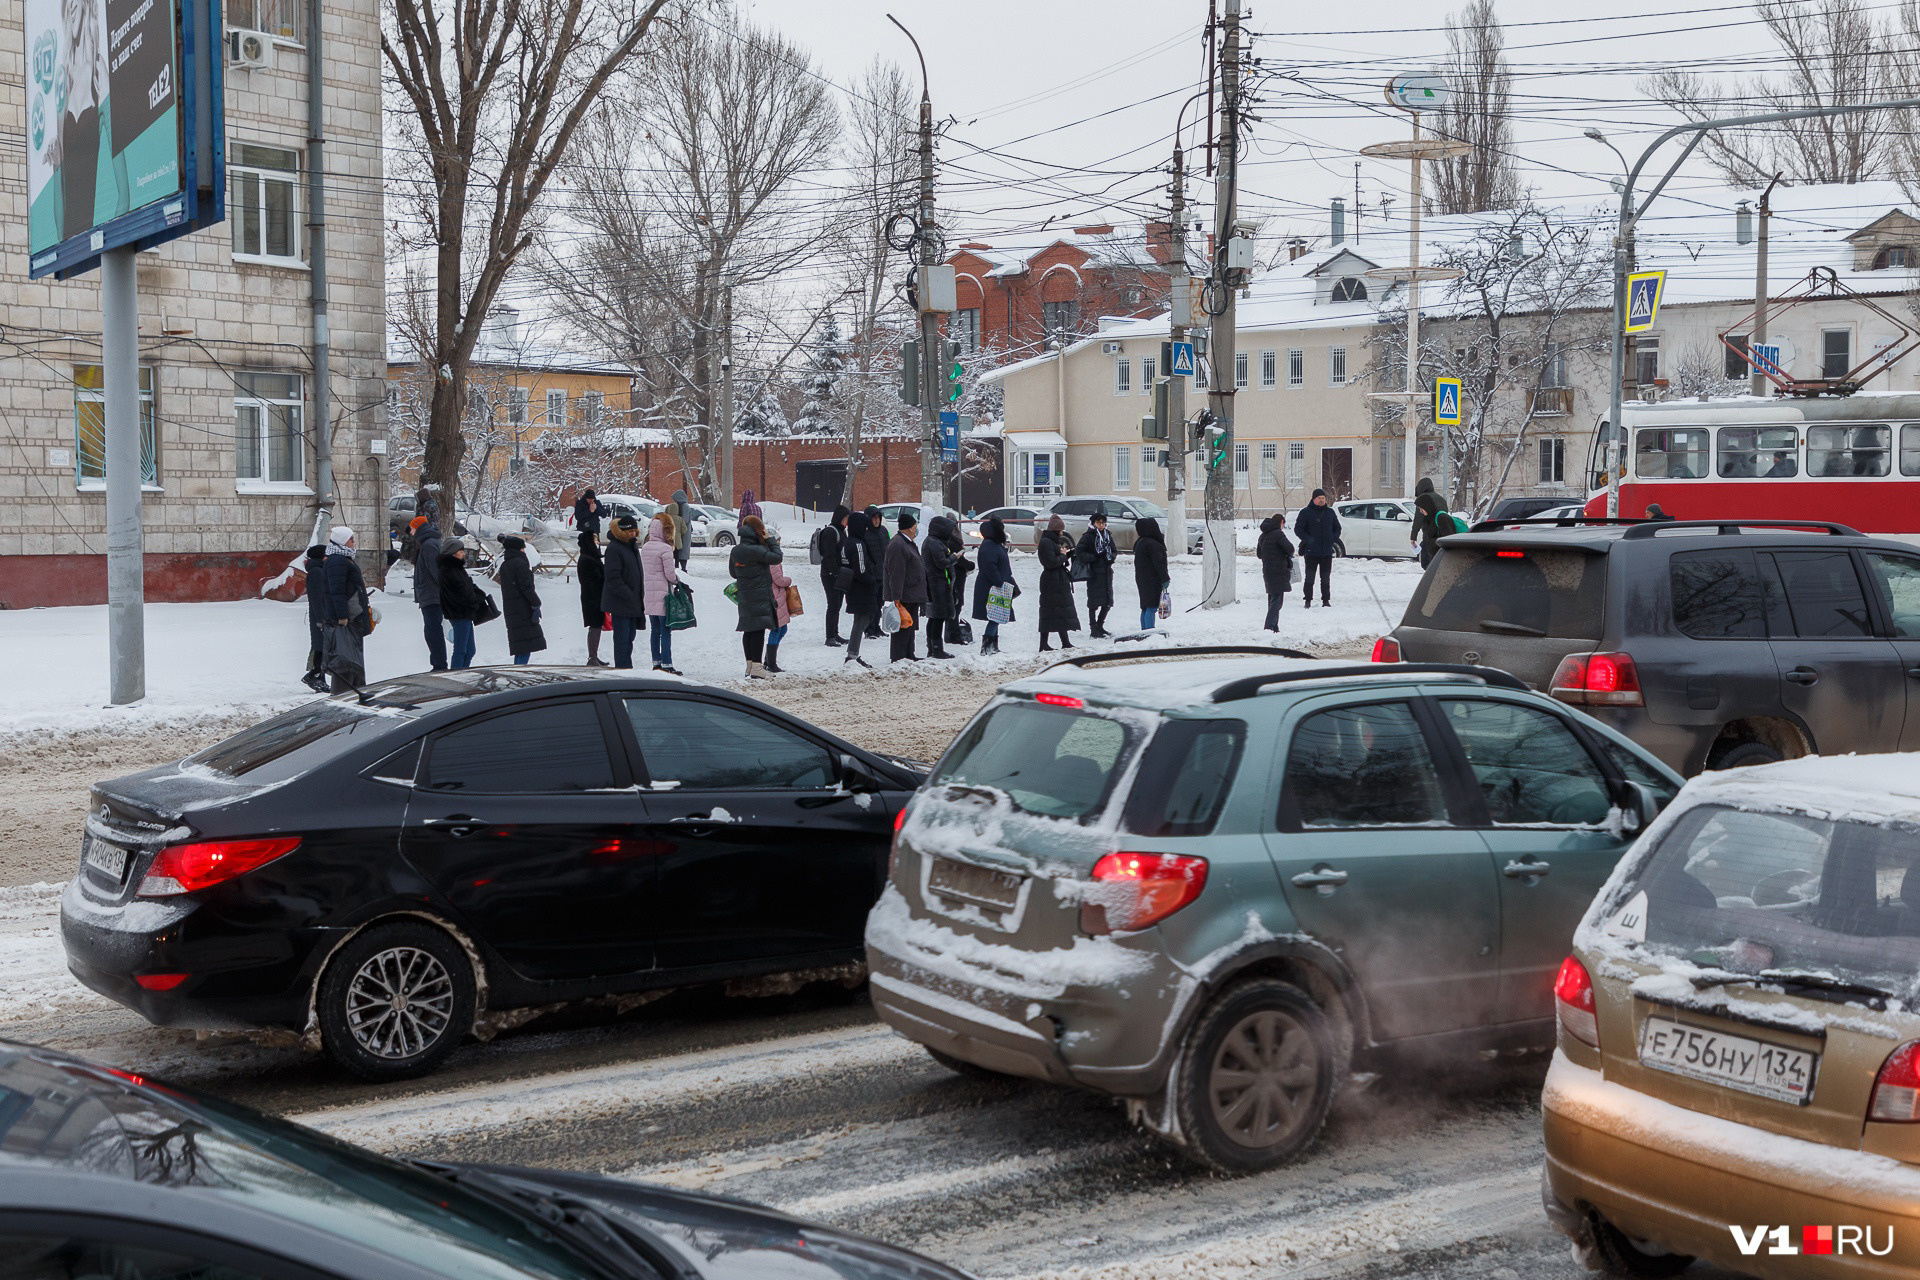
1207, 1008, 1321, 1150
345, 945, 456, 1059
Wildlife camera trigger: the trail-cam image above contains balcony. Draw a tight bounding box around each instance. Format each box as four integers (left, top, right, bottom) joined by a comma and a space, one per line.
1531, 386, 1574, 417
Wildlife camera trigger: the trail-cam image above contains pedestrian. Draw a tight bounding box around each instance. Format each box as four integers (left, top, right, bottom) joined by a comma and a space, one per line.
602, 515, 647, 669
411, 516, 447, 671
738, 488, 763, 522
1294, 489, 1341, 608
944, 517, 973, 648
1133, 517, 1170, 631
1256, 513, 1296, 631
766, 555, 795, 673
861, 504, 889, 639
817, 504, 850, 646
1036, 515, 1080, 651
572, 488, 602, 538
730, 514, 782, 679
319, 526, 370, 692
1645, 502, 1675, 522
1074, 511, 1117, 637
576, 531, 608, 666
642, 510, 681, 674
883, 510, 929, 662
300, 543, 328, 691
920, 514, 959, 660
669, 489, 692, 569
438, 537, 490, 669
496, 534, 545, 666
840, 510, 883, 669
1412, 476, 1446, 568
970, 516, 1013, 656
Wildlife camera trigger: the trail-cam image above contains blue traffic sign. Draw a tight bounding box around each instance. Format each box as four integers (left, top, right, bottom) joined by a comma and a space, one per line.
939, 410, 960, 461
1625, 270, 1665, 334
1170, 341, 1196, 378
1433, 377, 1461, 427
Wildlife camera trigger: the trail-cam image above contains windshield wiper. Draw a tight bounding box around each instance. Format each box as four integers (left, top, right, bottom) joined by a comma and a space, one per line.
1699, 969, 1898, 1004
1477, 620, 1547, 637
411, 1161, 683, 1280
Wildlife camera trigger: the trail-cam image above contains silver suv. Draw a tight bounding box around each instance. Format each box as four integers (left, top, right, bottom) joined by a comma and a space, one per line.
1047, 496, 1202, 554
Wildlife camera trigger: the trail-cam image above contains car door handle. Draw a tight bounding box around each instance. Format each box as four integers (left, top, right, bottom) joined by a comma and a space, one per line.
423, 816, 481, 837
1503, 859, 1552, 879
1784, 667, 1820, 686
1907, 666, 1920, 680
1290, 868, 1349, 895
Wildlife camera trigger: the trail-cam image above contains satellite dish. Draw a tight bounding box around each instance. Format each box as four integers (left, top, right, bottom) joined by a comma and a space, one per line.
1386, 74, 1449, 112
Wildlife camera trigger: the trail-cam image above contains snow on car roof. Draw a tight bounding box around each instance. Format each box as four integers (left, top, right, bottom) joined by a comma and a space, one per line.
1003, 655, 1459, 712
1676, 752, 1920, 825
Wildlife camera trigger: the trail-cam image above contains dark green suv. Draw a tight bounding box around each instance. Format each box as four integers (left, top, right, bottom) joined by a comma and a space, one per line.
865, 649, 1683, 1172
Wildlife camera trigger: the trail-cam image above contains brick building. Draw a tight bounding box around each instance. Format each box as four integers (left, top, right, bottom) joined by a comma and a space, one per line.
944, 222, 1176, 361
556, 431, 938, 514
0, 0, 385, 608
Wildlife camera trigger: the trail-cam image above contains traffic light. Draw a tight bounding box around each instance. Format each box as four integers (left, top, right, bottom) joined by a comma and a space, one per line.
944, 340, 963, 403
1195, 412, 1228, 470
899, 340, 919, 407
1140, 377, 1170, 442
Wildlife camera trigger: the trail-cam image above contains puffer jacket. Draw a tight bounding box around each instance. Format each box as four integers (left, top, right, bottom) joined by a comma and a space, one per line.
1132, 519, 1170, 610
641, 516, 679, 617
883, 529, 928, 605
921, 517, 959, 621
1294, 501, 1343, 558
729, 524, 783, 632
438, 552, 491, 623
411, 526, 443, 605
1256, 516, 1296, 593
842, 512, 883, 616
497, 536, 546, 656
601, 523, 646, 618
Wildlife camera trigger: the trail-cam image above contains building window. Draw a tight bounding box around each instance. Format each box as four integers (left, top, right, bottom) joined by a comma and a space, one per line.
1634, 336, 1660, 386
1234, 351, 1249, 389
1543, 341, 1567, 388
1538, 437, 1566, 484
1114, 446, 1131, 491
1287, 349, 1304, 388
508, 387, 529, 425
1286, 441, 1305, 490
234, 371, 304, 485
582, 390, 605, 427
229, 144, 302, 263
1874, 245, 1910, 270
226, 0, 306, 40
953, 308, 981, 354
1259, 350, 1277, 389
1330, 277, 1367, 303
73, 365, 156, 486
1377, 439, 1403, 492
1823, 329, 1852, 379
1140, 445, 1158, 485
1233, 441, 1249, 482
1141, 355, 1156, 390
1259, 441, 1278, 488
1042, 300, 1078, 338
1114, 358, 1132, 396
1329, 347, 1347, 386
546, 389, 567, 426
1724, 334, 1750, 380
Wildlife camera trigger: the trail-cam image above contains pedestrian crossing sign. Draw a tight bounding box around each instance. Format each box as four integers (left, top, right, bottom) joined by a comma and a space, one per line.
1625, 270, 1666, 334
1433, 377, 1461, 427
1170, 341, 1196, 377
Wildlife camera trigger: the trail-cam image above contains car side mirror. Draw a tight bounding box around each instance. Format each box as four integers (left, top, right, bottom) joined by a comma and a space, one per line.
840, 753, 883, 793
1614, 781, 1662, 834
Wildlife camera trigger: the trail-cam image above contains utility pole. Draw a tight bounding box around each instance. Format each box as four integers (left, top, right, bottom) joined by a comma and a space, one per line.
305, 0, 336, 558
718, 278, 735, 506
1750, 173, 1783, 398
103, 248, 144, 704
914, 54, 942, 509
1200, 0, 1243, 609
1164, 147, 1189, 547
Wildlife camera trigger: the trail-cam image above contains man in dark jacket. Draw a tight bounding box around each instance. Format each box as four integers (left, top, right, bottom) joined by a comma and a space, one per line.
497, 535, 546, 665
882, 511, 928, 662
301, 545, 329, 691
840, 510, 884, 668
817, 505, 849, 647
412, 519, 447, 670
572, 489, 602, 538
1132, 517, 1170, 631
920, 515, 959, 660
601, 516, 647, 669
1412, 477, 1445, 567
1256, 514, 1295, 631
1293, 490, 1341, 607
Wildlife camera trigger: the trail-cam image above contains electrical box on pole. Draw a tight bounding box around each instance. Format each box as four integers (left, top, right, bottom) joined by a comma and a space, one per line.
919, 264, 957, 314
1140, 377, 1171, 441
900, 340, 920, 406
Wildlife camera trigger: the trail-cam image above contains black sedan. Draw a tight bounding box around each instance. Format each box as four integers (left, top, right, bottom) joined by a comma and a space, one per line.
61, 668, 924, 1080
0, 1039, 969, 1280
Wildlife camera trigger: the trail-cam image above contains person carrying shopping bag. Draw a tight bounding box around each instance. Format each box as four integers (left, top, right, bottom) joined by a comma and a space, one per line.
1035, 515, 1081, 652
1132, 517, 1170, 632
1074, 511, 1117, 638
969, 517, 1014, 655
642, 510, 682, 674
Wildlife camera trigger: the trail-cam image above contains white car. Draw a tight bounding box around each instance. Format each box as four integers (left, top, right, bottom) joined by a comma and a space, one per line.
564, 493, 658, 531
684, 503, 739, 547
1330, 498, 1419, 558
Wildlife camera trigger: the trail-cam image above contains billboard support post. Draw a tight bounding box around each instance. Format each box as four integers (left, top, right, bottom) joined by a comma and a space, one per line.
102, 246, 144, 705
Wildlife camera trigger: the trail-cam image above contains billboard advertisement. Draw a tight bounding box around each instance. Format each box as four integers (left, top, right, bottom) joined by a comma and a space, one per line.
26, 0, 223, 278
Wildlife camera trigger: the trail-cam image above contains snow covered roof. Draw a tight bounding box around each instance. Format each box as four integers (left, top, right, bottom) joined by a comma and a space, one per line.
950, 221, 1178, 279
1002, 655, 1503, 712
1670, 752, 1920, 825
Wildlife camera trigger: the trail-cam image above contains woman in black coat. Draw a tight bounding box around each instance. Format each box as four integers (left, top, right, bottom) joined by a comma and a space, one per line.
920, 515, 959, 660
497, 535, 545, 664
301, 545, 328, 691
1035, 515, 1080, 651
1132, 517, 1170, 632
1255, 514, 1296, 632
969, 517, 1013, 656
730, 516, 783, 679
438, 539, 492, 670
943, 518, 973, 647
818, 505, 850, 647
839, 510, 884, 668
1074, 514, 1117, 637
576, 532, 607, 666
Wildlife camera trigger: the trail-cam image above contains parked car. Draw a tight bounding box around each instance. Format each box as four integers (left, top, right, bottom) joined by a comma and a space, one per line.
1330, 499, 1418, 558
1487, 494, 1579, 522
0, 1038, 973, 1280
964, 506, 1041, 550
1046, 495, 1204, 554
564, 493, 658, 531
1379, 518, 1920, 776
61, 668, 925, 1081
1543, 754, 1920, 1277
387, 496, 473, 565
685, 503, 739, 547
866, 648, 1682, 1172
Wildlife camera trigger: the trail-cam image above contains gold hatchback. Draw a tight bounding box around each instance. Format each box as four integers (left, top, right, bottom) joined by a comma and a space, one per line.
1542, 756, 1920, 1278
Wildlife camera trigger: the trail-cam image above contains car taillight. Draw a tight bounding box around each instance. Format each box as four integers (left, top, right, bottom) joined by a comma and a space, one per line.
1036, 692, 1085, 708
1548, 651, 1644, 707
138, 837, 301, 897
134, 973, 189, 991
1870, 1041, 1920, 1122
1371, 636, 1401, 663
1553, 955, 1601, 1049
889, 804, 909, 879
1082, 853, 1208, 935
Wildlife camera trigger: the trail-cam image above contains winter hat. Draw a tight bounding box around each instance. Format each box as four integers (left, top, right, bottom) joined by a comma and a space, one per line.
327, 525, 355, 547
444, 535, 468, 553
612, 515, 639, 537
1311, 488, 1326, 499
409, 515, 429, 532
897, 510, 917, 531
1046, 514, 1066, 533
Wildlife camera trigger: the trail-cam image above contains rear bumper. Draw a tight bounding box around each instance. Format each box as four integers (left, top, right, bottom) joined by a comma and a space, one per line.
1542, 1051, 1920, 1276
870, 972, 1077, 1084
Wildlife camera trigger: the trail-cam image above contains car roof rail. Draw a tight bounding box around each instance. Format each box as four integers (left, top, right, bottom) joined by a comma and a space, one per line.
1467, 516, 1644, 533
1210, 662, 1528, 703
1617, 518, 1862, 540
1045, 644, 1319, 672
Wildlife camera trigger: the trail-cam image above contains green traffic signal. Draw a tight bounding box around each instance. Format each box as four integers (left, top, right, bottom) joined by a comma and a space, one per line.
944, 340, 963, 403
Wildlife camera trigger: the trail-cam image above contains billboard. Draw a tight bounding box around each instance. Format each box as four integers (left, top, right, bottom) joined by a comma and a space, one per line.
26, 0, 223, 278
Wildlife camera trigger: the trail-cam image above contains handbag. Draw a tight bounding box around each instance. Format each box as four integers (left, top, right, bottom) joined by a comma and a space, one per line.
723, 581, 739, 603
665, 582, 697, 631
1157, 586, 1173, 620
786, 583, 805, 617
474, 593, 501, 625
1069, 554, 1090, 584
897, 601, 914, 629
878, 602, 902, 635
986, 581, 1015, 625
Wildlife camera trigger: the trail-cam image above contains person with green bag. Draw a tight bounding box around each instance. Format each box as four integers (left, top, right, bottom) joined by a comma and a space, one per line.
1413, 476, 1447, 568
641, 511, 681, 674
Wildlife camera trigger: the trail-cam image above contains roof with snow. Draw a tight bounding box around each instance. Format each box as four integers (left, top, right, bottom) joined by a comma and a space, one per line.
1003, 654, 1514, 712
948, 221, 1190, 278
1669, 751, 1920, 824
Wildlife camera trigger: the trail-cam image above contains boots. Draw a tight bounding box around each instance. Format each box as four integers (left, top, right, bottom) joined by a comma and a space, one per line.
763, 643, 783, 674
826, 633, 846, 648
586, 627, 608, 666
927, 638, 954, 659
746, 660, 771, 679
981, 635, 999, 656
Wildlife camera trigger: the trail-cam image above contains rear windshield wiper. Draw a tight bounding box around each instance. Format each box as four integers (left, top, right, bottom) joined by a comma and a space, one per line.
1699, 969, 1898, 1004
1477, 620, 1547, 637
412, 1161, 680, 1280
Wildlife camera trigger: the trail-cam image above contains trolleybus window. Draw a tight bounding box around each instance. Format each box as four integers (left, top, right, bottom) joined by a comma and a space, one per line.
1902, 423, 1920, 476
1806, 423, 1890, 477
1634, 428, 1708, 479
1715, 426, 1798, 478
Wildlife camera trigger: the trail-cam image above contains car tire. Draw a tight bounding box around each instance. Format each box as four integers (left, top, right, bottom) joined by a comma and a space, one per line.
1170, 978, 1336, 1174
1589, 1214, 1693, 1278
926, 1046, 1008, 1081
317, 921, 476, 1082
1706, 740, 1783, 771
713, 531, 735, 548
1333, 539, 1348, 558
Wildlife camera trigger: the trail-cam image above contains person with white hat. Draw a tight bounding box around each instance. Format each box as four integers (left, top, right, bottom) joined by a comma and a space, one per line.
318, 526, 370, 690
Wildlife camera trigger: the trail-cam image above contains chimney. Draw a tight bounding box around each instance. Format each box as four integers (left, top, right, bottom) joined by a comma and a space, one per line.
1287, 237, 1307, 262
959, 242, 992, 250
1073, 223, 1115, 236
1330, 199, 1346, 247
1144, 220, 1173, 263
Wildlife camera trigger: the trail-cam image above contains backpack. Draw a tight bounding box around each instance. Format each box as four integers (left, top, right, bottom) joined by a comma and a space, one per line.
809, 526, 826, 566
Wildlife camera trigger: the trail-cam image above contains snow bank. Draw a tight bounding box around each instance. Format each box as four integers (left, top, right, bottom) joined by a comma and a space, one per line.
0, 882, 106, 1022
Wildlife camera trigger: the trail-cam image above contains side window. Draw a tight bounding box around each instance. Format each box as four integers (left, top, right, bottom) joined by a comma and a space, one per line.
625, 697, 835, 789
1103, 500, 1136, 521
1437, 699, 1612, 826
1123, 719, 1247, 838
1765, 550, 1874, 637
0, 1237, 275, 1280
1865, 553, 1920, 638
1670, 549, 1767, 639
1281, 703, 1449, 829
428, 701, 617, 792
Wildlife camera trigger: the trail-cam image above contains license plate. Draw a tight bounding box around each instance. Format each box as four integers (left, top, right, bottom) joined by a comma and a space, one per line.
1638, 1017, 1817, 1104
83, 836, 129, 883
927, 857, 1023, 911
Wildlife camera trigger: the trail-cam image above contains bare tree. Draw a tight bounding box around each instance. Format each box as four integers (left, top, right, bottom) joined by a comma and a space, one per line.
1429, 0, 1521, 215
1669, 341, 1750, 399
1645, 0, 1896, 185
383, 0, 675, 515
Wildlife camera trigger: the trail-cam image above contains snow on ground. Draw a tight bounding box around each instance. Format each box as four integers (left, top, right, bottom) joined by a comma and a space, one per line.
0, 541, 1421, 735
0, 882, 101, 1022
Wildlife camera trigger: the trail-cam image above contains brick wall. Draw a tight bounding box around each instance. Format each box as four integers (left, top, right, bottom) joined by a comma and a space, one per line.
613, 435, 932, 510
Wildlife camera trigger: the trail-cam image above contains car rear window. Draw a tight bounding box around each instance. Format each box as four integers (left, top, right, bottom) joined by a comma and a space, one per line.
1606, 803, 1920, 998
187, 703, 398, 780
934, 699, 1136, 821
1404, 546, 1605, 639
1122, 719, 1246, 837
